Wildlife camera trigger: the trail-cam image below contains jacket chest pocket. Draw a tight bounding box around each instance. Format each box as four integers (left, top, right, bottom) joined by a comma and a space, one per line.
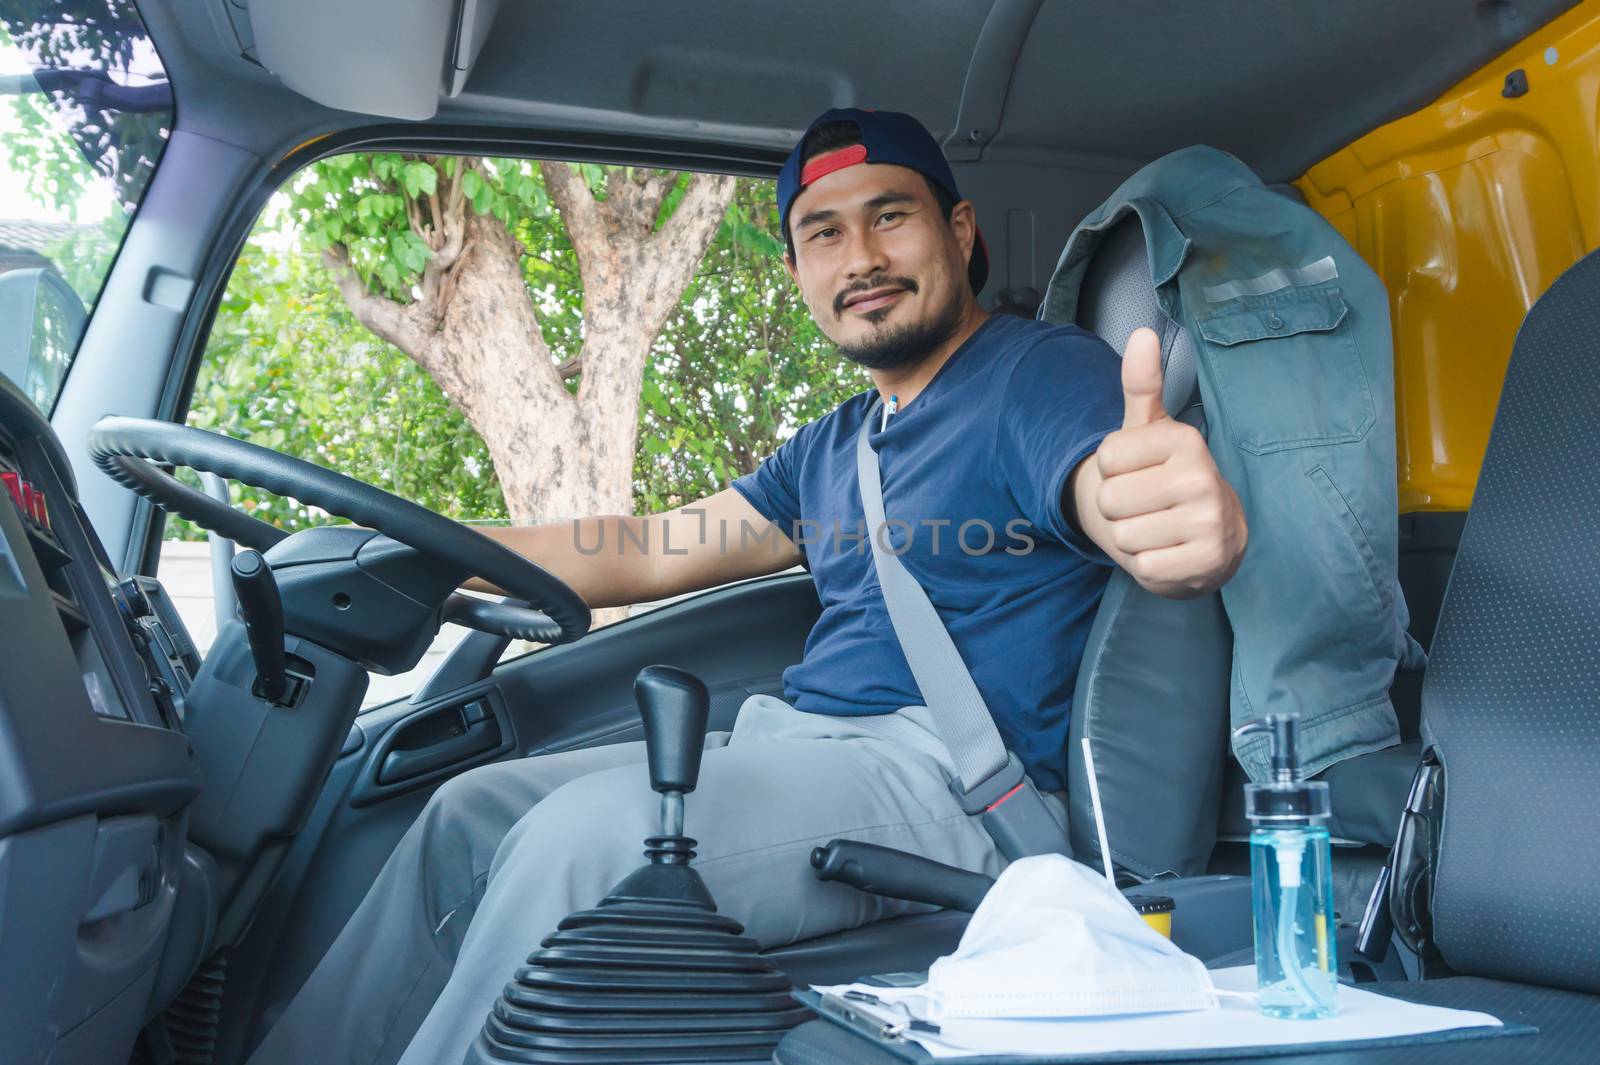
1196, 285, 1376, 455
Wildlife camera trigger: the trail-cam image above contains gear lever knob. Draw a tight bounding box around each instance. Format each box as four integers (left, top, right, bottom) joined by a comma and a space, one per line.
634, 665, 710, 796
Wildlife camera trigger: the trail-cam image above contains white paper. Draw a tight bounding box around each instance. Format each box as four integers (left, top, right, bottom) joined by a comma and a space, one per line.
815, 966, 1504, 1060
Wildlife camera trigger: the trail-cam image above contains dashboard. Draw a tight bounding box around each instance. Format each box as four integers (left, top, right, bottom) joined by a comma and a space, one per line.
2, 434, 198, 729
1, 370, 420, 1062
0, 374, 205, 1063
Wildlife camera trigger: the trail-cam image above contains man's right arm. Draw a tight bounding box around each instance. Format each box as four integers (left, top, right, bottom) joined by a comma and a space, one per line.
464, 487, 802, 609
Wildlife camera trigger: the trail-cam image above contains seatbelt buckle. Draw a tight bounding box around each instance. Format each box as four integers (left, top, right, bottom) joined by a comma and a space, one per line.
952, 753, 1073, 861
950, 752, 1027, 815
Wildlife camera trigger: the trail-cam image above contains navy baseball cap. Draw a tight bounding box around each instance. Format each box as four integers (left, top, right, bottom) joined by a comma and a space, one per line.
778, 108, 989, 294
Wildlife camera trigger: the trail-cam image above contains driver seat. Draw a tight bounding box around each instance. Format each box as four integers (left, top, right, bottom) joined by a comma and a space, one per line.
1063, 213, 1231, 880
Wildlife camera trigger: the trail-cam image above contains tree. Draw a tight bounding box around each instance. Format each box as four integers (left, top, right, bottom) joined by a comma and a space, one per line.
180, 237, 506, 535
175, 172, 866, 539
291, 154, 734, 525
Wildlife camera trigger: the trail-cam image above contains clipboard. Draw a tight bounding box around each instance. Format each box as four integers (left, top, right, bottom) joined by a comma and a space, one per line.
791, 986, 1534, 1064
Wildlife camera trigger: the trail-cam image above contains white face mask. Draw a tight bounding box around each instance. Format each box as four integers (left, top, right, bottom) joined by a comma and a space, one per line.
924, 854, 1218, 1021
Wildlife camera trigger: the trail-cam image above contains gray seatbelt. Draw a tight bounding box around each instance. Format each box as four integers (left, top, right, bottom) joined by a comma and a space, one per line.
856, 406, 1070, 859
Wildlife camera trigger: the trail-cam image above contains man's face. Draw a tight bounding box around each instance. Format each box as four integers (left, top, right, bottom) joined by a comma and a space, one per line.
785, 162, 977, 369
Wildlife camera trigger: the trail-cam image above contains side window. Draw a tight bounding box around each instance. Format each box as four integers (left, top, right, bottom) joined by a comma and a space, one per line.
167, 154, 863, 706
0, 1, 172, 411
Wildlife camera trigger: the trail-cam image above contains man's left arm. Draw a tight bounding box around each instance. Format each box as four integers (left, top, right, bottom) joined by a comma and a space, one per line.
1066, 328, 1248, 599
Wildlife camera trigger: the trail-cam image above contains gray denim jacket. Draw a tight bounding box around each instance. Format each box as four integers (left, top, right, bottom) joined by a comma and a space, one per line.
1042, 146, 1424, 783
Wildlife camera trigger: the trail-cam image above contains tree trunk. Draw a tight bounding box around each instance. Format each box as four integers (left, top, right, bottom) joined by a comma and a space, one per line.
323, 159, 735, 626
326, 161, 735, 528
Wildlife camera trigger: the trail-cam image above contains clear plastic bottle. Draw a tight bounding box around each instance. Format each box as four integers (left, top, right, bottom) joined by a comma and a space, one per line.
1236, 715, 1338, 1019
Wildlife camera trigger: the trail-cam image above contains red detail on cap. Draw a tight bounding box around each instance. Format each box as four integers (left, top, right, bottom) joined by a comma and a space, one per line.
1, 471, 20, 509
31, 490, 48, 530
800, 144, 868, 186
985, 782, 1026, 812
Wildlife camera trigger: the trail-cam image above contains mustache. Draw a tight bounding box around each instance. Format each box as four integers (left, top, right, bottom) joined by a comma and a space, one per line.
833, 275, 918, 317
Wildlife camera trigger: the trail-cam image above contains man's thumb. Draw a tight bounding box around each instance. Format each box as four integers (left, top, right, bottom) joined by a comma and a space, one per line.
1120, 327, 1167, 429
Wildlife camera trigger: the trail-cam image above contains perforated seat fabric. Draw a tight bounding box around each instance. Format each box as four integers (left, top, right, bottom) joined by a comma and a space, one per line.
1077, 215, 1200, 421
1060, 214, 1231, 879
1421, 248, 1600, 993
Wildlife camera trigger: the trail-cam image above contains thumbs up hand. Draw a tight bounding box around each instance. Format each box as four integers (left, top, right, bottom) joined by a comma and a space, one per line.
1074, 328, 1248, 598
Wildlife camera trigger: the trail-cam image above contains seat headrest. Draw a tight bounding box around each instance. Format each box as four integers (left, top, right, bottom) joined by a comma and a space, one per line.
1075, 215, 1200, 421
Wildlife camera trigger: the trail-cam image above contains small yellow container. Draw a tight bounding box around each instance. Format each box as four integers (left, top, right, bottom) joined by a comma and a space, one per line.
1127, 894, 1175, 939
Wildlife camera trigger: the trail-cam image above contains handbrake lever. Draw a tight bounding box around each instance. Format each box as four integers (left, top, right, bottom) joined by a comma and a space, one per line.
811, 839, 994, 913
230, 549, 288, 702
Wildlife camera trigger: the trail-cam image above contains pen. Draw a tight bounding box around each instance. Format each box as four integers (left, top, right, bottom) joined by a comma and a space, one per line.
830, 989, 941, 1035
881, 395, 898, 432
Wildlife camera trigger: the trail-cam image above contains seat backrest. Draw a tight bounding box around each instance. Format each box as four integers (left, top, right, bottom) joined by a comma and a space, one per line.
1421, 247, 1600, 993
1056, 214, 1232, 879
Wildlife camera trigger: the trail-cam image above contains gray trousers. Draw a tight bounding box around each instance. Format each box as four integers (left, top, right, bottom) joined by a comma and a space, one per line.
246, 695, 1007, 1065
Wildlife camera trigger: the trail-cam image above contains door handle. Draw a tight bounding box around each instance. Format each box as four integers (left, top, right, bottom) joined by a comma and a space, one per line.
378, 717, 499, 784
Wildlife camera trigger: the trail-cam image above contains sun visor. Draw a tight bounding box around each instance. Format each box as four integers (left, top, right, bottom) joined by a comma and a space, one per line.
250, 0, 502, 120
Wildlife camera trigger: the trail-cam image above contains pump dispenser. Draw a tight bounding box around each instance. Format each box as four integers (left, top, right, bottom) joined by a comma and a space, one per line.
1234, 714, 1338, 1018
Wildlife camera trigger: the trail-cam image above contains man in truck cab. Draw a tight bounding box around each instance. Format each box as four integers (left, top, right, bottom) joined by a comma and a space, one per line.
247, 108, 1249, 1065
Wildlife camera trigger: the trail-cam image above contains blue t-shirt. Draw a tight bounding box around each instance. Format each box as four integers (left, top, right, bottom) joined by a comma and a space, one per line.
731, 314, 1124, 790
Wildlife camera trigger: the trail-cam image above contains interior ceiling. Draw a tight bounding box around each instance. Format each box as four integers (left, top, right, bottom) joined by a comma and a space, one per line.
150, 0, 1580, 184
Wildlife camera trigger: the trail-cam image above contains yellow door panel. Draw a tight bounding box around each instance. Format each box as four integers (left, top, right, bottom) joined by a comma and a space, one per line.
1297, 1, 1600, 511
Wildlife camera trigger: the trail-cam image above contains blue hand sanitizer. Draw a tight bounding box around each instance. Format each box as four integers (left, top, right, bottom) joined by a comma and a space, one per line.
1235, 714, 1338, 1018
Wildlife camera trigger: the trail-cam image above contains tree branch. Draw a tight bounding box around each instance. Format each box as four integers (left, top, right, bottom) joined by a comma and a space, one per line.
605, 167, 630, 210
322, 244, 426, 357
425, 187, 444, 248
632, 171, 736, 323
654, 171, 736, 253
541, 160, 604, 251
638, 171, 678, 231
437, 165, 469, 269
417, 163, 473, 308
403, 183, 426, 242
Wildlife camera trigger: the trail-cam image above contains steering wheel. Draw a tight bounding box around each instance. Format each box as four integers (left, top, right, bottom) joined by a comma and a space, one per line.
87, 417, 591, 645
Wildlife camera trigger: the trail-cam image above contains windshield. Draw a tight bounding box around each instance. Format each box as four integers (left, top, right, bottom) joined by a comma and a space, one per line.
0, 0, 171, 413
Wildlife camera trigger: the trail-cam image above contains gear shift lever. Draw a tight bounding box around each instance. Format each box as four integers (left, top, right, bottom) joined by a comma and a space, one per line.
464, 665, 808, 1064
634, 664, 709, 848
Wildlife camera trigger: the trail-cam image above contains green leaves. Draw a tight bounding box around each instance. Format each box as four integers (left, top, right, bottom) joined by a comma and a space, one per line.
402, 161, 438, 198
718, 199, 786, 259
389, 230, 431, 274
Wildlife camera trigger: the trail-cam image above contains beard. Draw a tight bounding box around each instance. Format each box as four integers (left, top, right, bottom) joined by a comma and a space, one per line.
834, 275, 966, 371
